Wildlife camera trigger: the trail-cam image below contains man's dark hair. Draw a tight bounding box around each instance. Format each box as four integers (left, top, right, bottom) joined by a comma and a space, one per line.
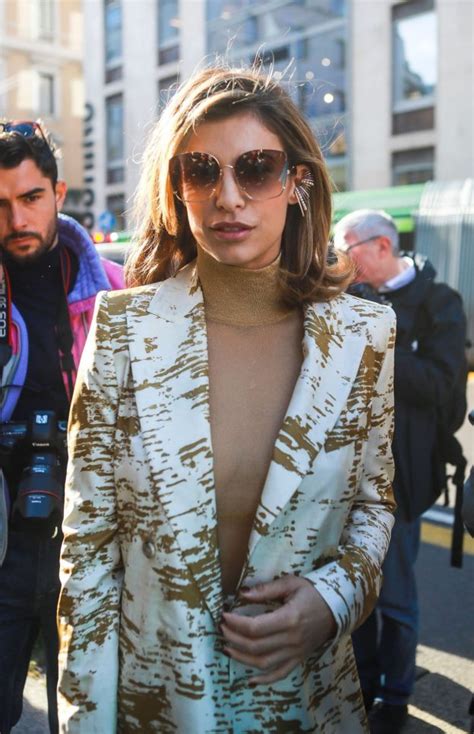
0, 132, 59, 187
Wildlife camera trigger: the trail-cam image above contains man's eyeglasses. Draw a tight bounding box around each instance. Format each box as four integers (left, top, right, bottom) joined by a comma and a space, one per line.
337, 235, 381, 253
0, 120, 48, 144
169, 149, 291, 203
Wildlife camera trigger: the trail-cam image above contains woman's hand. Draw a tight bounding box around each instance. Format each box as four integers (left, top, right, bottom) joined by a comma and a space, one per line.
221, 575, 337, 684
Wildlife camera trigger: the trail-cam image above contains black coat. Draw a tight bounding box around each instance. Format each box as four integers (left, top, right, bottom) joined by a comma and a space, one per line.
378, 255, 467, 520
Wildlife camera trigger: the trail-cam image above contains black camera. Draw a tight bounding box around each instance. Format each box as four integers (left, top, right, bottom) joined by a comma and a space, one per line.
0, 410, 67, 536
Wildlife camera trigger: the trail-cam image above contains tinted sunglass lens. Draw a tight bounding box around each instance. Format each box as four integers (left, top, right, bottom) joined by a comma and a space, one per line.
4, 122, 37, 137
176, 153, 220, 202
235, 150, 287, 200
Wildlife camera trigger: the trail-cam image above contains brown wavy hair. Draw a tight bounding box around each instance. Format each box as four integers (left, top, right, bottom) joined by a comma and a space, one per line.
126, 64, 352, 304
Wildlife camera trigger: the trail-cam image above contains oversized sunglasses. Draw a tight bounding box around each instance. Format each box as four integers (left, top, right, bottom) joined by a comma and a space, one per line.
0, 120, 48, 144
169, 149, 291, 203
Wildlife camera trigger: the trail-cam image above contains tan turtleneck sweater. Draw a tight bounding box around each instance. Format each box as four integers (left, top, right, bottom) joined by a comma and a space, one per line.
197, 247, 304, 596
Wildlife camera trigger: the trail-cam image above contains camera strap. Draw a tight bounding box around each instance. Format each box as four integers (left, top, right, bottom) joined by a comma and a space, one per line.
57, 247, 75, 400
0, 262, 13, 382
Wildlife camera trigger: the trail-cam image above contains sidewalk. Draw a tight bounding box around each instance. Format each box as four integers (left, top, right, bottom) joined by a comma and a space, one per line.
407, 645, 473, 733
12, 669, 48, 733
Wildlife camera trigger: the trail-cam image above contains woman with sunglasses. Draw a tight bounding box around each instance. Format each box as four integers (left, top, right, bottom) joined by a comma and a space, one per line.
58, 66, 396, 733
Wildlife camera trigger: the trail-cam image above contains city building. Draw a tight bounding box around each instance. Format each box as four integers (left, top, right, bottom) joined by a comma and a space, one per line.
83, 0, 474, 231
0, 0, 86, 222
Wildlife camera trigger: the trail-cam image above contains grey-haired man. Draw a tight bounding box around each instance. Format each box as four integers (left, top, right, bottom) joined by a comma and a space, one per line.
334, 209, 467, 733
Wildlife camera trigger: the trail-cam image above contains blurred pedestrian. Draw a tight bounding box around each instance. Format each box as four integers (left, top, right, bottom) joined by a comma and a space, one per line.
463, 410, 474, 537
0, 121, 123, 734
462, 409, 474, 734
57, 67, 396, 732
334, 209, 467, 733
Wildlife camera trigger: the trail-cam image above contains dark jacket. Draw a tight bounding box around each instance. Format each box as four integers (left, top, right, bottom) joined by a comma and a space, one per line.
379, 254, 467, 520
0, 215, 124, 566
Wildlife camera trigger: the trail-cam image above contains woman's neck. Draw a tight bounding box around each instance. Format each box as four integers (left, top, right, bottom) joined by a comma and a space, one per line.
197, 246, 295, 326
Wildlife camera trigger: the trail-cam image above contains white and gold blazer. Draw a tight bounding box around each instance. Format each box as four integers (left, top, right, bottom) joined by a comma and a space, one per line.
58, 261, 396, 733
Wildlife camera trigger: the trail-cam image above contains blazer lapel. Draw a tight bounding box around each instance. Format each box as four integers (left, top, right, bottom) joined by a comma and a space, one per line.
247, 297, 367, 558
126, 263, 223, 623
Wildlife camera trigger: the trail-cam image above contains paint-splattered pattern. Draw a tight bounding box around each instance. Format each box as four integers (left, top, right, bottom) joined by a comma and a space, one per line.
58, 263, 396, 733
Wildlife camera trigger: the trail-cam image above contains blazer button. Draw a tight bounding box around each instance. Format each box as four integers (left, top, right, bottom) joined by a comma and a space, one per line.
142, 539, 156, 559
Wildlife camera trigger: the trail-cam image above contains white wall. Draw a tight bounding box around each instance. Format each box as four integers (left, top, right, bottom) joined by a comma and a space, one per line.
179, 0, 206, 79
122, 0, 157, 216
436, 0, 474, 181
0, 1, 6, 115
83, 0, 106, 227
350, 0, 392, 189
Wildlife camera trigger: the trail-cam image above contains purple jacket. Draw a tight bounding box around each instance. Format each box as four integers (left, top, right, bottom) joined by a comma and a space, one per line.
1, 214, 124, 422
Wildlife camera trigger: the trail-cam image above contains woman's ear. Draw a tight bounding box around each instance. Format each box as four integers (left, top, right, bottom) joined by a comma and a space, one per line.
288, 165, 314, 215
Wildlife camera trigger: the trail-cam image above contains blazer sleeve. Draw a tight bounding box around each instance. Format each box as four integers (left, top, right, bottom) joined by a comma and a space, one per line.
58, 291, 123, 733
304, 310, 396, 640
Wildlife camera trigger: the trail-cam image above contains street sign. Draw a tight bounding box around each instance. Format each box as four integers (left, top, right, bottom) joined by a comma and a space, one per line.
97, 210, 117, 233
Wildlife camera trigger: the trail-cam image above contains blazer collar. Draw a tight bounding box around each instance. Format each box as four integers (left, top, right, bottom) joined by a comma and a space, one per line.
147, 261, 201, 322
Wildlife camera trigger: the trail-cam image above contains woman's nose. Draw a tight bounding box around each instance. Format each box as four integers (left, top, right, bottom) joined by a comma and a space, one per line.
214, 166, 246, 210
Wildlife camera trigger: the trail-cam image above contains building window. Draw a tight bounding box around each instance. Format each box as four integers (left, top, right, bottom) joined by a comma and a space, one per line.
205, 1, 348, 179
159, 0, 179, 44
157, 75, 180, 110
158, 0, 179, 64
207, 0, 346, 52
105, 0, 122, 67
106, 194, 126, 230
207, 0, 346, 27
392, 106, 435, 135
106, 94, 124, 184
105, 66, 123, 84
256, 46, 290, 65
392, 0, 437, 114
328, 162, 347, 192
38, 72, 55, 116
392, 147, 434, 186
37, 0, 55, 41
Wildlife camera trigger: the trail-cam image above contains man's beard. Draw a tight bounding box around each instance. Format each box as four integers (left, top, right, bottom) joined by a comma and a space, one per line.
1, 218, 58, 265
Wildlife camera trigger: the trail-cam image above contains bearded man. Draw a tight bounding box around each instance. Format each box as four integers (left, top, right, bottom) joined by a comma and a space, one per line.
0, 121, 123, 733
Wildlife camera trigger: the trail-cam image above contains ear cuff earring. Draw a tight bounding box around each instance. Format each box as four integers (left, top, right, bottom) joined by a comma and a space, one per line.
294, 171, 315, 217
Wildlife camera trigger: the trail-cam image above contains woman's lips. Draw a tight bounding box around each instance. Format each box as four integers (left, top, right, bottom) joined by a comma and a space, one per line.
209, 222, 254, 241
